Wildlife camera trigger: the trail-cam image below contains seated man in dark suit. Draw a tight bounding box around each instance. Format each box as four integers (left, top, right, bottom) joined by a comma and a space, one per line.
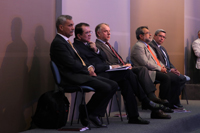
73, 22, 172, 122
149, 29, 187, 108
94, 23, 172, 109
50, 15, 118, 128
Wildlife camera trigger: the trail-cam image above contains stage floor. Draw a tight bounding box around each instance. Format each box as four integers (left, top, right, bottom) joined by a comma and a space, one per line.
21, 100, 200, 133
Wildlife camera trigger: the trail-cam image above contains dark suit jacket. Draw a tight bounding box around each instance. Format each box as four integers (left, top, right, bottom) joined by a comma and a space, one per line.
95, 39, 125, 65
50, 34, 94, 86
149, 40, 175, 71
73, 38, 110, 74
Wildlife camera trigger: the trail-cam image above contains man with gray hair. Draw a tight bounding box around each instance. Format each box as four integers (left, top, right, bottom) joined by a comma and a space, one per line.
148, 29, 187, 108
50, 15, 118, 128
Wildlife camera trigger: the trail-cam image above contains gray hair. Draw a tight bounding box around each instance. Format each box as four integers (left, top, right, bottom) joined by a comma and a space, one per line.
155, 29, 166, 35
95, 23, 109, 37
56, 15, 72, 30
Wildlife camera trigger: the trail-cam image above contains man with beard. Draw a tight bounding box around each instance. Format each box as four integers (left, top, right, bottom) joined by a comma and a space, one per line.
73, 23, 172, 122
131, 26, 173, 108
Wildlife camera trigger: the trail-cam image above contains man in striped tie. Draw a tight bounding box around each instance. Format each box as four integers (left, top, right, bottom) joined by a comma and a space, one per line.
131, 26, 175, 109
148, 29, 187, 108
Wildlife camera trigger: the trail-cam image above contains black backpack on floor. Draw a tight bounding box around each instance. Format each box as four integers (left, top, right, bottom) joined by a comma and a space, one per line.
32, 90, 69, 129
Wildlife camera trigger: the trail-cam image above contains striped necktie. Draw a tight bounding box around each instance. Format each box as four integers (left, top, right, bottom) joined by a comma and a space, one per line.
68, 40, 86, 66
159, 46, 170, 68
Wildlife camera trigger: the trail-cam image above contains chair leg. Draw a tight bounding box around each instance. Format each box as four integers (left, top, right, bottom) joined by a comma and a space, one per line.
81, 91, 91, 130
109, 97, 113, 116
71, 92, 78, 126
115, 92, 123, 121
105, 111, 109, 125
183, 87, 189, 104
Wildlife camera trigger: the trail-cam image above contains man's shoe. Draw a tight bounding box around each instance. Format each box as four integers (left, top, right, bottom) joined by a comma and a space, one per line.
151, 110, 171, 119
170, 105, 180, 109
175, 103, 183, 108
79, 105, 88, 127
161, 99, 170, 107
161, 106, 174, 113
128, 116, 150, 124
142, 101, 164, 110
89, 115, 107, 128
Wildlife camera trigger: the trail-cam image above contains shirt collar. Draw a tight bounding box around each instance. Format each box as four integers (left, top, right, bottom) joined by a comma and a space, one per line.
57, 33, 69, 42
97, 38, 107, 44
153, 40, 160, 48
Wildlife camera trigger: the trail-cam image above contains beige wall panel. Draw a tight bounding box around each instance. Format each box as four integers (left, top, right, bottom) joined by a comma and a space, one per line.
130, 0, 184, 74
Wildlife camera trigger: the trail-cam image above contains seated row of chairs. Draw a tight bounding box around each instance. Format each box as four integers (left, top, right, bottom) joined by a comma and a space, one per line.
50, 60, 189, 130
50, 61, 123, 130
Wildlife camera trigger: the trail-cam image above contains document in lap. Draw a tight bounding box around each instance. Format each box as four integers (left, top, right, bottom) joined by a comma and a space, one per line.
106, 66, 131, 72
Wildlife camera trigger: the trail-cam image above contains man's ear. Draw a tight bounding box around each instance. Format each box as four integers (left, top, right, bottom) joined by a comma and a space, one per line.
59, 25, 63, 31
77, 34, 81, 40
139, 34, 143, 39
97, 31, 100, 38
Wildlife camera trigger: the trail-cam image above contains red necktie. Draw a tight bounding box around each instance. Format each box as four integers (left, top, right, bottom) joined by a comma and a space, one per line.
106, 42, 125, 65
147, 45, 161, 67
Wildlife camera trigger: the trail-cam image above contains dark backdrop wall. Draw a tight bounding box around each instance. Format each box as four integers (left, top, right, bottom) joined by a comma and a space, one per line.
0, 1, 56, 132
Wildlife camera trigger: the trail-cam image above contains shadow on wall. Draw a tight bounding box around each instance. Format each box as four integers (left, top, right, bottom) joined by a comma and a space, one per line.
26, 25, 54, 128
185, 38, 200, 84
0, 18, 54, 133
0, 17, 28, 133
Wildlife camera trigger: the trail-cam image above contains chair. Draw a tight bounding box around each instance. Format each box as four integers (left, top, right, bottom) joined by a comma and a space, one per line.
182, 75, 190, 104
50, 61, 94, 130
108, 87, 123, 122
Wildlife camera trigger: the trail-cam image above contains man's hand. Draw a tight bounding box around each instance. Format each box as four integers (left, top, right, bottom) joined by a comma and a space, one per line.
123, 63, 132, 69
88, 42, 98, 52
170, 68, 180, 76
161, 66, 167, 73
88, 66, 97, 76
111, 65, 121, 69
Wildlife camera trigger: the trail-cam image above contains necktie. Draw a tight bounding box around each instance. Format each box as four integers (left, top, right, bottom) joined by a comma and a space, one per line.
68, 40, 86, 66
147, 45, 161, 67
106, 42, 125, 65
159, 46, 170, 68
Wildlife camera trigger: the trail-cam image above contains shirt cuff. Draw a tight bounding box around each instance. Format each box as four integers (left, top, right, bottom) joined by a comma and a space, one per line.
88, 65, 95, 71
96, 48, 100, 54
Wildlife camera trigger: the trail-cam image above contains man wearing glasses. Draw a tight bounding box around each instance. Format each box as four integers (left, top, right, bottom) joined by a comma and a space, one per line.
131, 26, 176, 109
148, 29, 187, 108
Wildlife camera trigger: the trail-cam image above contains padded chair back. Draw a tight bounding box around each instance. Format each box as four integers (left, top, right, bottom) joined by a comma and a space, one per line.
50, 61, 61, 85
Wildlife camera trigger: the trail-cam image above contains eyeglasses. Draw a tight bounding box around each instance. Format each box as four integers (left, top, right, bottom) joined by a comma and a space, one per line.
85, 31, 93, 35
143, 32, 150, 35
158, 35, 166, 39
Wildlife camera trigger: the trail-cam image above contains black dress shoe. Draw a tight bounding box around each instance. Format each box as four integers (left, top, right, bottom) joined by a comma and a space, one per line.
89, 115, 107, 128
170, 105, 180, 109
79, 105, 88, 127
151, 110, 171, 119
128, 116, 150, 124
142, 101, 164, 110
175, 103, 183, 108
161, 106, 174, 113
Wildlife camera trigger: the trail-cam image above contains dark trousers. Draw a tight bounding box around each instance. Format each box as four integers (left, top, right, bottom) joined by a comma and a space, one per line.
132, 66, 156, 94
155, 71, 186, 105
81, 76, 118, 117
98, 69, 148, 118
155, 71, 171, 100
167, 73, 186, 105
